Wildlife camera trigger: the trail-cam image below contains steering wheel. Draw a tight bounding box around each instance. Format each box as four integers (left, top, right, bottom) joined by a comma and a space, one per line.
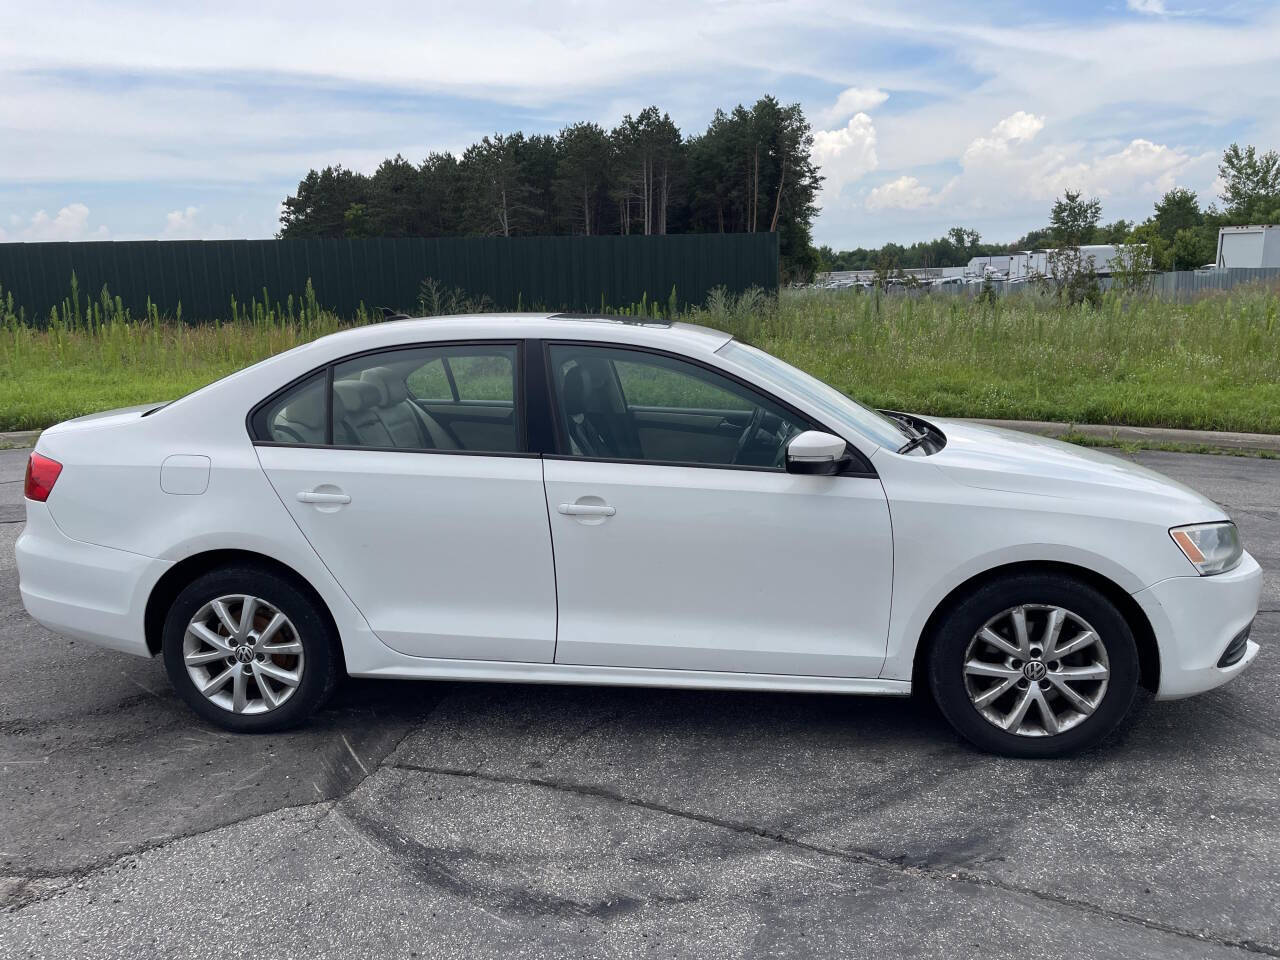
772, 425, 794, 468
731, 406, 766, 465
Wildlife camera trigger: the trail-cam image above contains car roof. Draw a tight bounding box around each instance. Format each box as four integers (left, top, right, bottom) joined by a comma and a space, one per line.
310, 312, 734, 357
547, 312, 671, 327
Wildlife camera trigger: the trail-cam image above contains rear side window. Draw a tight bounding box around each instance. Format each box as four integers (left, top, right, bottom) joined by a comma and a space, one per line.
333, 345, 519, 452
250, 372, 326, 445
406, 358, 453, 401
250, 343, 522, 454
445, 354, 516, 403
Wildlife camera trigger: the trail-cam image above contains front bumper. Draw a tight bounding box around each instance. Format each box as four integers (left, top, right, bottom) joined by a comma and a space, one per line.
15, 499, 170, 658
1132, 551, 1263, 699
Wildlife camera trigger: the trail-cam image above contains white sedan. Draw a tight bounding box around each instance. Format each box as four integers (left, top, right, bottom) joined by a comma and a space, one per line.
16, 314, 1261, 757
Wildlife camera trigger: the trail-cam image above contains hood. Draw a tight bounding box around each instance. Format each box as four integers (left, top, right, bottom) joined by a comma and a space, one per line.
925, 418, 1227, 521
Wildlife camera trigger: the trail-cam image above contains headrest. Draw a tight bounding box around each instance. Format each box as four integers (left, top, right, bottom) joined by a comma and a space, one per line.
360, 366, 409, 406
562, 364, 588, 416
283, 383, 327, 429
333, 379, 379, 414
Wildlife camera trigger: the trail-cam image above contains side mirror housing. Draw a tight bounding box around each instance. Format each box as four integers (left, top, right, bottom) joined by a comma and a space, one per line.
785, 431, 850, 476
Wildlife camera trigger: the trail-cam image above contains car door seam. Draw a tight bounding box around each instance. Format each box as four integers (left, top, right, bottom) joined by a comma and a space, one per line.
875, 475, 898, 681
540, 455, 562, 664
249, 442, 379, 637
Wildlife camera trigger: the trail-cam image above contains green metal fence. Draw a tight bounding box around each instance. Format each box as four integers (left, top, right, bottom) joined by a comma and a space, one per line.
0, 233, 779, 323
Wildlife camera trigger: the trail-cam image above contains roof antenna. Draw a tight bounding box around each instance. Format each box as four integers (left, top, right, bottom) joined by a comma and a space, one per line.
379, 306, 410, 321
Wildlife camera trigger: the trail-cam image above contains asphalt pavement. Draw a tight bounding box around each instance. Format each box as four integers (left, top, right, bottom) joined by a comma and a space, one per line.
1, 445, 1277, 959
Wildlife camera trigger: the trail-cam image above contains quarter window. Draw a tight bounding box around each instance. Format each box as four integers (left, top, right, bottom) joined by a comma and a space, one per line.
547, 344, 812, 468
252, 372, 326, 445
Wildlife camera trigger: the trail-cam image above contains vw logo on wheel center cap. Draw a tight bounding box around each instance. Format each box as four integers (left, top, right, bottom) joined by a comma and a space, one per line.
235, 646, 255, 664
1023, 660, 1048, 682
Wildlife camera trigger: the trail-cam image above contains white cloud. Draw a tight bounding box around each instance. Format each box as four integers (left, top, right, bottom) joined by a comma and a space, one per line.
963, 110, 1045, 164
866, 176, 939, 211
992, 111, 1045, 143
963, 124, 1205, 205
0, 1, 1276, 244
815, 87, 888, 127
0, 2, 835, 107
812, 113, 878, 195
860, 115, 1209, 226
1048, 138, 1203, 197
0, 203, 108, 241
163, 206, 201, 238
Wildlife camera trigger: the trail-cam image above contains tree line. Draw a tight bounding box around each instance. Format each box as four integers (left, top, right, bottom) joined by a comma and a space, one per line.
278, 97, 822, 279
818, 142, 1280, 274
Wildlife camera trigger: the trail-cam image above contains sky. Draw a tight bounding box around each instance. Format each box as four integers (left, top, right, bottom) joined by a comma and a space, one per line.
1, 0, 1277, 250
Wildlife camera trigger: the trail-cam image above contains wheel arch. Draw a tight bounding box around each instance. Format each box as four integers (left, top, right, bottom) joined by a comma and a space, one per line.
144, 549, 344, 667
911, 560, 1160, 693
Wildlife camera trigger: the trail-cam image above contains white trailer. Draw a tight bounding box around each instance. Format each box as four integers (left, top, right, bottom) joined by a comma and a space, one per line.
965, 247, 1125, 280
1216, 225, 1280, 268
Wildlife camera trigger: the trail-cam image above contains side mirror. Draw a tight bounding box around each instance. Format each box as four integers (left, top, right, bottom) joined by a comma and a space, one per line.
785, 430, 849, 475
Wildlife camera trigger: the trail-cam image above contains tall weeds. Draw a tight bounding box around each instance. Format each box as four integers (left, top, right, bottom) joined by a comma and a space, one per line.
2, 277, 1278, 433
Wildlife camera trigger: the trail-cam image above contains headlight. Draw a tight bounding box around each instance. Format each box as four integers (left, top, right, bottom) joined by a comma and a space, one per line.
1170, 522, 1243, 575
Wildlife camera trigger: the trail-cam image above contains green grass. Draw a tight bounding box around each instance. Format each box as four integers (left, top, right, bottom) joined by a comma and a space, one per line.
697, 284, 1280, 434
1055, 432, 1280, 459
2, 282, 1279, 434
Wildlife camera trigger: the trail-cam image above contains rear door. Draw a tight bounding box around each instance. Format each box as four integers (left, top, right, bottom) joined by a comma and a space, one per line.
252, 341, 558, 663
540, 342, 894, 679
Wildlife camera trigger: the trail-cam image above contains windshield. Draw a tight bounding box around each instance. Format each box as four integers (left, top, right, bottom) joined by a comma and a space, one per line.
716, 340, 909, 450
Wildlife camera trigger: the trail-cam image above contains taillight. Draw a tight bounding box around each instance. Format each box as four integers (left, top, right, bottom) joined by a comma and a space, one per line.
24, 452, 63, 502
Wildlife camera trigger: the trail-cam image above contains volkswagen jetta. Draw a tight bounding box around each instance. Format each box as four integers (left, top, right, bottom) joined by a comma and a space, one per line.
16, 313, 1261, 757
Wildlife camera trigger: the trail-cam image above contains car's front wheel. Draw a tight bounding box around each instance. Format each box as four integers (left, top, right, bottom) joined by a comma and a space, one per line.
162, 566, 340, 732
928, 573, 1140, 758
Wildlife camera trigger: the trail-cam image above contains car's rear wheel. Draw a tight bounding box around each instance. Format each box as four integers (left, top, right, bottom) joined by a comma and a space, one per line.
928, 573, 1140, 758
162, 566, 340, 732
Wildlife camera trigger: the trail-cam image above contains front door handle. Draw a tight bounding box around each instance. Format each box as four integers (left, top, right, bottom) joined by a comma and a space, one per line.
557, 503, 615, 517
297, 490, 351, 504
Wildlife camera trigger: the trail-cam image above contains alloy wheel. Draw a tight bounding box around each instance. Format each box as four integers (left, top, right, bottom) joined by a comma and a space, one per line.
182, 594, 305, 715
963, 604, 1110, 737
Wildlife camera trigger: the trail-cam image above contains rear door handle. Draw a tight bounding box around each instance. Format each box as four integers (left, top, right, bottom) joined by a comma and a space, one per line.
297, 491, 351, 504
557, 503, 615, 517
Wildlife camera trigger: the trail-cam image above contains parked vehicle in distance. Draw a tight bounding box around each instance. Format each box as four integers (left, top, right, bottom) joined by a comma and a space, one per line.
17, 313, 1261, 757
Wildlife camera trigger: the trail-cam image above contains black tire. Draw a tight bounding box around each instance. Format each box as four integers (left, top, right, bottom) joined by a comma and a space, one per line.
927, 573, 1139, 758
162, 565, 341, 732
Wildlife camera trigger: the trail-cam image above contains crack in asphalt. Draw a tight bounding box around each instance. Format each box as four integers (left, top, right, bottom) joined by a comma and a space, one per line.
0, 801, 332, 913
389, 761, 1280, 958
5, 698, 1280, 953
0, 692, 168, 738
0, 715, 427, 915
336, 805, 644, 922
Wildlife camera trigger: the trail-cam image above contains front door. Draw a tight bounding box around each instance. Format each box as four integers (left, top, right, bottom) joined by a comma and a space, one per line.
253, 341, 557, 663
541, 343, 893, 679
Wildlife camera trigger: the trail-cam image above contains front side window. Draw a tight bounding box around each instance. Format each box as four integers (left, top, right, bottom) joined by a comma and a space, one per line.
547, 344, 812, 468
252, 343, 521, 453
717, 339, 909, 450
